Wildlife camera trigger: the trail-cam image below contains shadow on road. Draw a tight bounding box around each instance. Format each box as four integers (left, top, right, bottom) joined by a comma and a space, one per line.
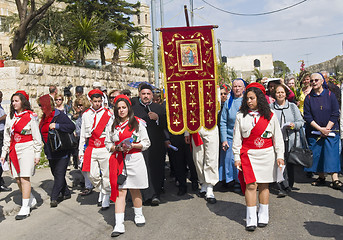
0, 206, 4, 223
39, 179, 54, 198
0, 189, 21, 205
304, 221, 343, 239
206, 200, 245, 226
290, 192, 343, 217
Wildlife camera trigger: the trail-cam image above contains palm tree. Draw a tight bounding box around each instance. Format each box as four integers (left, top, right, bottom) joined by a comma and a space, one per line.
126, 36, 144, 68
108, 29, 128, 64
68, 16, 99, 64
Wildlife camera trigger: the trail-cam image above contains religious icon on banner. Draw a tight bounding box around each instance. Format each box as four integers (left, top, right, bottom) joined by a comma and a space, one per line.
159, 25, 219, 135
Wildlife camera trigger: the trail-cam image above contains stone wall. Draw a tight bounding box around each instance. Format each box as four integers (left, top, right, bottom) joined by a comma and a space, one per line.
0, 60, 153, 111
306, 55, 343, 73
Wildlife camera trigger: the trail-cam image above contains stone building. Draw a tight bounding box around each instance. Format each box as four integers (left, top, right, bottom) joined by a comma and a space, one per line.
0, 0, 16, 56
225, 54, 274, 81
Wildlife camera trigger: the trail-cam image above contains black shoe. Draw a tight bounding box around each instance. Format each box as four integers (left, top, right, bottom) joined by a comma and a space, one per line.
111, 231, 123, 237
206, 197, 217, 204
80, 188, 93, 196
258, 223, 268, 228
198, 191, 206, 198
15, 214, 30, 220
50, 200, 58, 208
101, 206, 110, 211
277, 190, 288, 198
191, 181, 199, 191
97, 201, 102, 207
0, 185, 12, 192
143, 199, 152, 206
177, 188, 187, 196
291, 187, 300, 191
245, 225, 256, 231
151, 197, 160, 206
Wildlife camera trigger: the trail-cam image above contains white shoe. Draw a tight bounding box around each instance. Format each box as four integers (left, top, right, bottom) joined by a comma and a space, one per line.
111, 213, 125, 237
133, 207, 145, 227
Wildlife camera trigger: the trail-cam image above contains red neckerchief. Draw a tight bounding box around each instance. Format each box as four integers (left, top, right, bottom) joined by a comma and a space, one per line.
238, 113, 274, 195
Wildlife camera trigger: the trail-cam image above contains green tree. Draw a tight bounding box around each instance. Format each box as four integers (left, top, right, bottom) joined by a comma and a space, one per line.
126, 36, 144, 68
273, 60, 290, 77
108, 29, 128, 64
10, 0, 55, 59
59, 0, 140, 65
68, 16, 99, 64
17, 39, 39, 61
217, 62, 230, 84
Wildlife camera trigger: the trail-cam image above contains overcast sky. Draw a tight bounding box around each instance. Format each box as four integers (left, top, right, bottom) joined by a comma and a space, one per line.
138, 0, 343, 73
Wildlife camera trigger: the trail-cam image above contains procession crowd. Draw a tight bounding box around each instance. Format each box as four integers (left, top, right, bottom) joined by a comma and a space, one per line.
0, 69, 342, 236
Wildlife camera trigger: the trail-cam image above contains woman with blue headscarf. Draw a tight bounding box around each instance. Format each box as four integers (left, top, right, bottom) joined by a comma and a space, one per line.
304, 73, 342, 189
219, 78, 246, 190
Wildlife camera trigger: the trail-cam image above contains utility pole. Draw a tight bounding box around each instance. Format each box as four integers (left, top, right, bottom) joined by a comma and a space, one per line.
190, 0, 194, 26
217, 39, 222, 63
151, 0, 159, 87
160, 0, 164, 27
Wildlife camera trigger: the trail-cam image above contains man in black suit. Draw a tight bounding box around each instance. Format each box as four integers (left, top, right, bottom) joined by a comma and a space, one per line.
132, 84, 167, 206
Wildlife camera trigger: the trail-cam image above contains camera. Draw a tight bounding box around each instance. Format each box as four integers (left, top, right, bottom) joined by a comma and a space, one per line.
63, 85, 73, 97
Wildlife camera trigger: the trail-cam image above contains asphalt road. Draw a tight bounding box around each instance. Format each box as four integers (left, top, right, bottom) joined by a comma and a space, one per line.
0, 166, 343, 240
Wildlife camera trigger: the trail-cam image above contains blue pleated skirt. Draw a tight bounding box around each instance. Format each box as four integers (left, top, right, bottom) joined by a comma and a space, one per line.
305, 134, 341, 173
219, 139, 239, 183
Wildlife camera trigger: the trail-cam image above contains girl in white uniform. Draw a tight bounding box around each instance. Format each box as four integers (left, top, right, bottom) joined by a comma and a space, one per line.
105, 94, 150, 238
0, 91, 42, 220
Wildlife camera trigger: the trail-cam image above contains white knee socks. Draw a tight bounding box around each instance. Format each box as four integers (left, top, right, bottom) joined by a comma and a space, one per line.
29, 193, 37, 209
133, 207, 145, 226
258, 204, 269, 224
113, 213, 125, 233
18, 198, 30, 216
246, 206, 257, 227
206, 184, 215, 198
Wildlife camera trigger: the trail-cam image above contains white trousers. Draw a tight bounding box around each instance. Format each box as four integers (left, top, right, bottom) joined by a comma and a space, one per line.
87, 147, 111, 195
191, 127, 219, 186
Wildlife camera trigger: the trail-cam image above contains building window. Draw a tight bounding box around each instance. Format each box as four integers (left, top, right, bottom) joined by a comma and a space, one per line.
137, 14, 140, 25
145, 14, 148, 24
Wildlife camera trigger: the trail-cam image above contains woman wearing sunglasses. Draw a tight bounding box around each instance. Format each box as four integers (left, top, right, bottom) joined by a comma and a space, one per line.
303, 73, 342, 189
54, 94, 65, 112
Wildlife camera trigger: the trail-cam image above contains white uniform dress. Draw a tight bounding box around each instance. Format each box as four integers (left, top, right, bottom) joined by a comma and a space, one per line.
232, 111, 284, 183
1, 112, 42, 178
105, 119, 150, 189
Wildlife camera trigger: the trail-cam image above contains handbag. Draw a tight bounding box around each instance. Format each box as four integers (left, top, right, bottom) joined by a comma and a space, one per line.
287, 128, 313, 168
117, 153, 127, 185
48, 129, 77, 152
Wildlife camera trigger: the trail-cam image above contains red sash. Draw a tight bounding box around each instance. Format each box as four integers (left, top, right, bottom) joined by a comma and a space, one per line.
191, 132, 203, 146
109, 120, 141, 202
9, 111, 33, 174
82, 109, 111, 172
238, 113, 274, 195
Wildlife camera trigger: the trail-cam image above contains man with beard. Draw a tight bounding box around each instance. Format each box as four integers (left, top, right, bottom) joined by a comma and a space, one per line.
132, 84, 166, 206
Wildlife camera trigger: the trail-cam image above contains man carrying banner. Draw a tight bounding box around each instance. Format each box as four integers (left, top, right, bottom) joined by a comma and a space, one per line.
79, 89, 112, 210
185, 127, 219, 203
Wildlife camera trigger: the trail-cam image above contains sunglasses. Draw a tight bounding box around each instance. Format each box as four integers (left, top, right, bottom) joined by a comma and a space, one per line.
55, 99, 63, 101
310, 79, 321, 83
221, 92, 228, 95
77, 104, 83, 107
109, 96, 116, 100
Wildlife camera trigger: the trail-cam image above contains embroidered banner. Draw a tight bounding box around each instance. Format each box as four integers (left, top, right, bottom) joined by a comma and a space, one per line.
160, 25, 219, 134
